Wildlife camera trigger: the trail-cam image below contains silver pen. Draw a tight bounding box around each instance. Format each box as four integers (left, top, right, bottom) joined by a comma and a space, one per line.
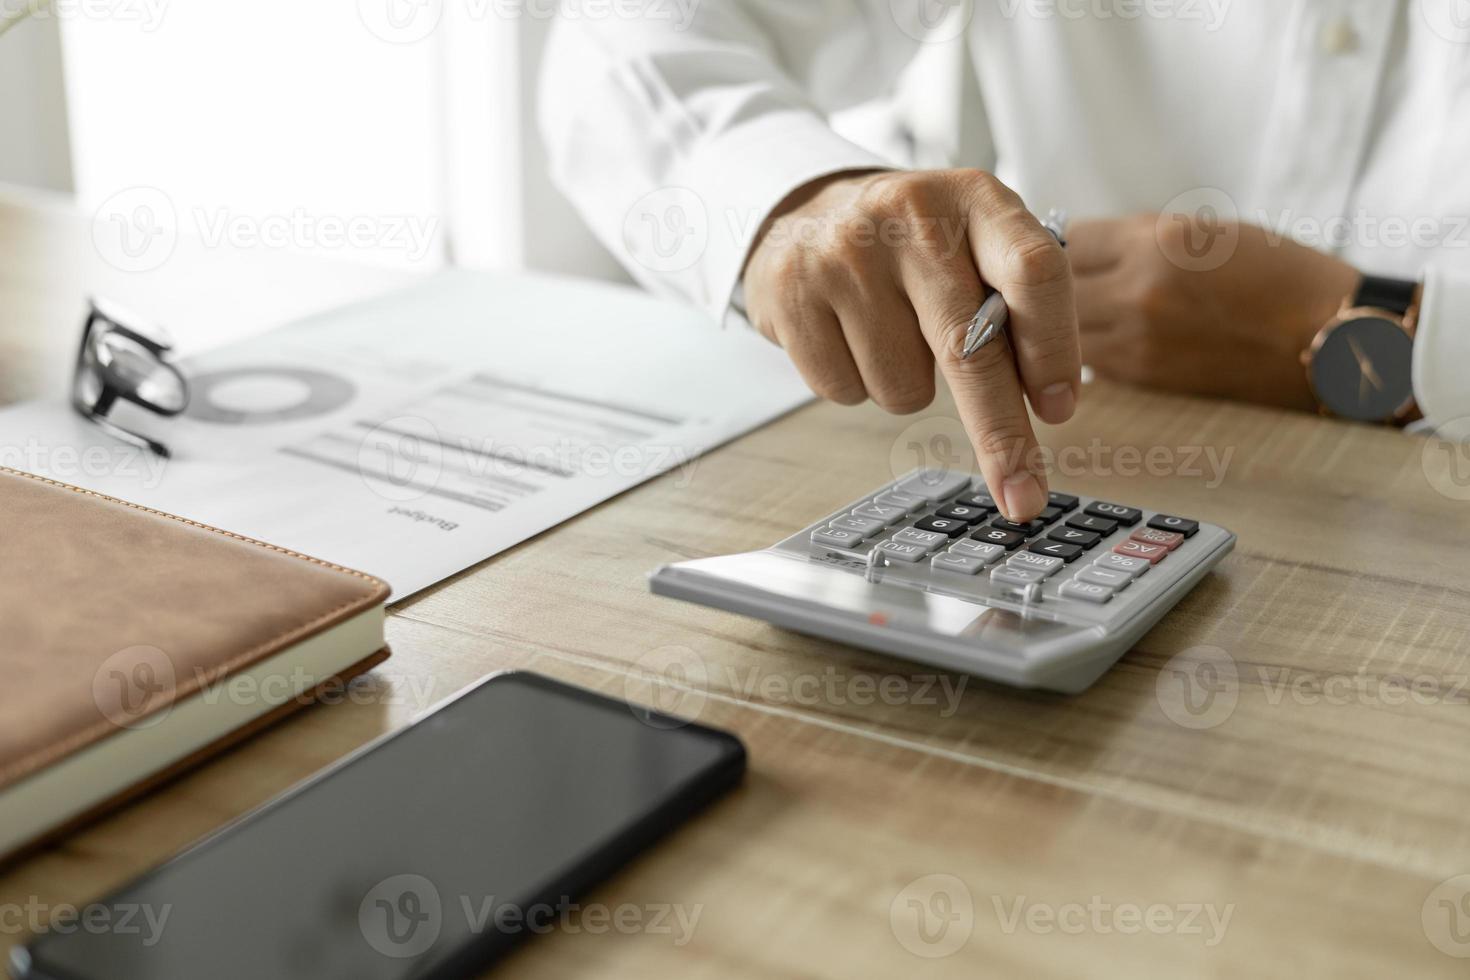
961, 208, 1069, 359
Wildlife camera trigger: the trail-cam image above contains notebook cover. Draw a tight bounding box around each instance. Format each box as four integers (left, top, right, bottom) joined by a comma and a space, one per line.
0, 466, 391, 862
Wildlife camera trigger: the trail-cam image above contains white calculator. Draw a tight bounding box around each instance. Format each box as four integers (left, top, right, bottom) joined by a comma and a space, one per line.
649, 469, 1235, 693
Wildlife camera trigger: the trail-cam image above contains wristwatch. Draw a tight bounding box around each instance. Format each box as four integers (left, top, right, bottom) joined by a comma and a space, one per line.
1302, 274, 1422, 424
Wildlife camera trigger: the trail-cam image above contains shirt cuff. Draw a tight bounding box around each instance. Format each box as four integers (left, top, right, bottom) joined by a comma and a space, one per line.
1414, 266, 1470, 441
676, 109, 891, 329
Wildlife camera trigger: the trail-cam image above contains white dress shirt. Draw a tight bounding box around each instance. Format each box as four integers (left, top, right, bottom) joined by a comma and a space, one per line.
540, 0, 1470, 437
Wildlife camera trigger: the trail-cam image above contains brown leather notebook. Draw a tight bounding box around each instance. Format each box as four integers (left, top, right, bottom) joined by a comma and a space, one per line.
0, 466, 390, 864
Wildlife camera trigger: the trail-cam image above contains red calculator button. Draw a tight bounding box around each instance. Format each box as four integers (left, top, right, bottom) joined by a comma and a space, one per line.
1113, 539, 1169, 564
1130, 527, 1184, 552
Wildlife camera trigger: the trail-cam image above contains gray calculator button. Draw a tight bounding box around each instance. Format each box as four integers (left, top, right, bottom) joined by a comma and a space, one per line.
875, 490, 927, 513
875, 540, 928, 563
949, 540, 1005, 565
932, 553, 986, 576
1007, 551, 1064, 578
1093, 552, 1150, 577
1060, 580, 1115, 604
852, 501, 907, 523
892, 527, 947, 550
831, 514, 886, 537
811, 526, 865, 550
1078, 565, 1132, 590
894, 470, 971, 502
991, 565, 1046, 588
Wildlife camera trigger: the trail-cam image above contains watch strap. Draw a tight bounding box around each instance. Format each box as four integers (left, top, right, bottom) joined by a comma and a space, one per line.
1353, 274, 1419, 317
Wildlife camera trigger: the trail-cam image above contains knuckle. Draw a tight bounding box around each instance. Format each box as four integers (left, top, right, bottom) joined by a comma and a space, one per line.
1003, 236, 1071, 289
975, 423, 1031, 465
870, 375, 936, 416
812, 376, 867, 406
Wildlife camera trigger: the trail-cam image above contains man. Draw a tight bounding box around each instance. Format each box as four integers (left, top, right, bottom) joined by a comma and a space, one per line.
540, 1, 1470, 520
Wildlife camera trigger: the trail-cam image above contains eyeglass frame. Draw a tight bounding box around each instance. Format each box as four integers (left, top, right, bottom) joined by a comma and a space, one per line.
71, 299, 190, 459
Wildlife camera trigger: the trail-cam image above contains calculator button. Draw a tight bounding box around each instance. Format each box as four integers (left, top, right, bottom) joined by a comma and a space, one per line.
935, 504, 990, 524
831, 514, 886, 538
1066, 514, 1118, 536
914, 516, 970, 538
1084, 502, 1142, 526
932, 553, 986, 576
1130, 527, 1184, 551
949, 540, 1006, 565
1028, 539, 1084, 563
990, 517, 1047, 537
875, 540, 928, 563
1060, 580, 1115, 604
1048, 526, 1101, 550
811, 526, 865, 550
991, 565, 1047, 589
1113, 540, 1168, 564
892, 527, 948, 550
1093, 552, 1150, 577
895, 470, 972, 502
1077, 565, 1133, 590
852, 502, 907, 523
970, 526, 1026, 550
1038, 505, 1065, 524
1048, 492, 1079, 512
954, 492, 999, 512
1008, 551, 1064, 577
875, 490, 927, 513
1148, 514, 1200, 538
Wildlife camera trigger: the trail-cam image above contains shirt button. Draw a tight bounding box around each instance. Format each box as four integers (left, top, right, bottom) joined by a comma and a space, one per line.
1321, 16, 1359, 55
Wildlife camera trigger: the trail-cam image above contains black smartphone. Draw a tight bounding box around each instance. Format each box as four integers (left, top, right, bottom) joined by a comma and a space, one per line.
10, 671, 745, 979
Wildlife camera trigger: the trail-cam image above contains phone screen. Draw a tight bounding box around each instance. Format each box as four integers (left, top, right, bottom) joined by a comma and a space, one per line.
14, 672, 744, 980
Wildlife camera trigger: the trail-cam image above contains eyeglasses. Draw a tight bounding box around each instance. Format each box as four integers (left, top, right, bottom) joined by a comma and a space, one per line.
71, 299, 190, 458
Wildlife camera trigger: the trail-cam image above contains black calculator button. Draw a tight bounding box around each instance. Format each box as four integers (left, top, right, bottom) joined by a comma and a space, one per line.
1084, 502, 1142, 526
1028, 539, 1083, 562
914, 515, 970, 538
1148, 514, 1199, 538
971, 526, 1026, 550
990, 517, 1047, 537
1047, 492, 1079, 512
1048, 526, 1101, 549
1038, 505, 1065, 524
936, 504, 990, 524
1066, 514, 1118, 536
954, 492, 999, 513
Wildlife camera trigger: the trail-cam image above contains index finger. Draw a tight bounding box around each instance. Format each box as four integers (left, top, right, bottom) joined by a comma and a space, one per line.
960, 175, 1081, 426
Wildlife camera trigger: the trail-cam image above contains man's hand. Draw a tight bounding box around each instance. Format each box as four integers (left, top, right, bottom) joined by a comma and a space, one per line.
742, 169, 1081, 522
1069, 216, 1359, 411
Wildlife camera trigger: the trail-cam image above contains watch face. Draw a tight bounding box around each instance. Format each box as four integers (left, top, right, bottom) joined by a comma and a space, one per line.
1309, 316, 1414, 422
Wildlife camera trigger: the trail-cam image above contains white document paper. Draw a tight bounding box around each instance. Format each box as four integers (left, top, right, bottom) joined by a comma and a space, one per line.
0, 271, 811, 599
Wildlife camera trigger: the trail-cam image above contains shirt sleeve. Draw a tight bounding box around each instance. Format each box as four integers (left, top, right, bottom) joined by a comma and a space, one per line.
1414, 266, 1470, 442
537, 3, 929, 326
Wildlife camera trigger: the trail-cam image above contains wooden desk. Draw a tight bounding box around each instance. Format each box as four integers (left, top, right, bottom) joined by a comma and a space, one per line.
3, 191, 1470, 977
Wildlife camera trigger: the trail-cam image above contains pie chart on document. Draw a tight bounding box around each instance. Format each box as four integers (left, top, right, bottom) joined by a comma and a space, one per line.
184, 367, 356, 426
